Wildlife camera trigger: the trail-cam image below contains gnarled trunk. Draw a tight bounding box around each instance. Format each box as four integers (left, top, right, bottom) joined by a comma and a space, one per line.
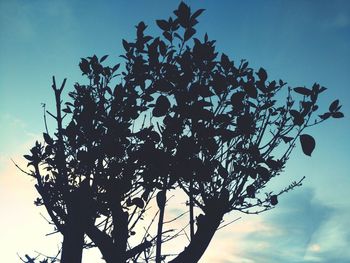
60, 190, 87, 263
61, 210, 85, 263
170, 205, 225, 263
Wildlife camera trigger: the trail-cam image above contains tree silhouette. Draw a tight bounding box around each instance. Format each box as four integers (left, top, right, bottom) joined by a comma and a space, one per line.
20, 2, 343, 263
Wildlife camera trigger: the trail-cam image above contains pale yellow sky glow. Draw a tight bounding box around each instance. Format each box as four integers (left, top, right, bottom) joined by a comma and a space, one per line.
0, 141, 280, 262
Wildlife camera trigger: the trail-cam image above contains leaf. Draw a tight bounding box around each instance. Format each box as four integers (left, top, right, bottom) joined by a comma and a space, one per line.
218, 164, 228, 179
332, 112, 344, 118
112, 63, 120, 72
184, 28, 196, 41
300, 134, 316, 156
294, 87, 311, 96
156, 20, 170, 31
270, 195, 278, 206
220, 53, 231, 71
301, 101, 312, 116
163, 31, 172, 42
257, 166, 270, 181
138, 21, 147, 31
153, 95, 170, 117
246, 185, 255, 198
23, 155, 33, 161
196, 100, 213, 108
159, 40, 167, 56
319, 112, 331, 120
132, 197, 144, 209
62, 107, 72, 113
329, 99, 339, 112
149, 131, 161, 143
257, 67, 267, 81
43, 133, 53, 145
122, 39, 129, 51
100, 55, 108, 63
154, 79, 173, 92
197, 84, 214, 97
230, 92, 245, 107
318, 86, 327, 93
266, 158, 282, 171
243, 82, 257, 99
281, 135, 293, 143
175, 2, 191, 25
214, 114, 231, 125
191, 8, 205, 19
174, 32, 183, 41
194, 108, 213, 121
290, 110, 304, 126
79, 58, 90, 75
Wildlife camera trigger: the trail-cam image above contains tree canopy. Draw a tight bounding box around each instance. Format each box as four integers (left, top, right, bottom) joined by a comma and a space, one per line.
20, 2, 343, 263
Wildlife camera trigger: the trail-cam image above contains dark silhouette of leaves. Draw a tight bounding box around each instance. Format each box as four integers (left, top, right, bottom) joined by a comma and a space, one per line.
184, 28, 196, 41
132, 197, 145, 209
191, 8, 205, 19
294, 87, 311, 96
256, 67, 267, 82
43, 133, 53, 145
270, 195, 278, 206
329, 99, 339, 112
19, 2, 343, 263
100, 55, 109, 63
156, 20, 170, 31
281, 135, 293, 143
153, 95, 170, 117
246, 185, 255, 198
290, 110, 304, 126
332, 112, 344, 118
300, 134, 316, 156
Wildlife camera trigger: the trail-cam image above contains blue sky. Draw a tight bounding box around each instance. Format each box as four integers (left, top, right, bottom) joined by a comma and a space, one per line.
0, 0, 349, 262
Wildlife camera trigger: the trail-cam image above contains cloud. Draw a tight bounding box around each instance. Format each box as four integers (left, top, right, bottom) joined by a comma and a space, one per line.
304, 207, 350, 262
0, 0, 74, 42
209, 188, 336, 263
159, 187, 345, 263
322, 13, 350, 30
332, 13, 350, 28
0, 133, 62, 262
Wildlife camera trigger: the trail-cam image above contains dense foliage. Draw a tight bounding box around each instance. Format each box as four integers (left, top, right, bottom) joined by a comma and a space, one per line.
21, 2, 343, 263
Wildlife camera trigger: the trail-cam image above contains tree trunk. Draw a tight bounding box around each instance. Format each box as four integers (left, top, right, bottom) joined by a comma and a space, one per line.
60, 192, 86, 262
111, 200, 129, 263
85, 224, 118, 263
61, 212, 85, 263
170, 205, 225, 263
60, 182, 93, 263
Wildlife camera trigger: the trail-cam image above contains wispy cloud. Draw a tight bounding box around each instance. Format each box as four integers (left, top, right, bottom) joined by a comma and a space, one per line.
322, 13, 350, 30
304, 207, 350, 262
0, 0, 74, 42
199, 188, 336, 263
332, 13, 350, 28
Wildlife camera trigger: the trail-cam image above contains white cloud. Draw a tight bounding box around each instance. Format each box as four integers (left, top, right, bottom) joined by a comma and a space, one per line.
304, 207, 350, 262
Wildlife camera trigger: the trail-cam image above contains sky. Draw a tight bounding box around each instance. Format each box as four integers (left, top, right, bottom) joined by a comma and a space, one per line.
0, 0, 350, 262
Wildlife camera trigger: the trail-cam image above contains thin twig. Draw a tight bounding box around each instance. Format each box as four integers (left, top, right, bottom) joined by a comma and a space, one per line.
11, 159, 34, 177
217, 217, 241, 230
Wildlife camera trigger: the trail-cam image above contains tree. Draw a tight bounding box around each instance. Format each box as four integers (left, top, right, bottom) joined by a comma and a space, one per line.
20, 2, 343, 263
